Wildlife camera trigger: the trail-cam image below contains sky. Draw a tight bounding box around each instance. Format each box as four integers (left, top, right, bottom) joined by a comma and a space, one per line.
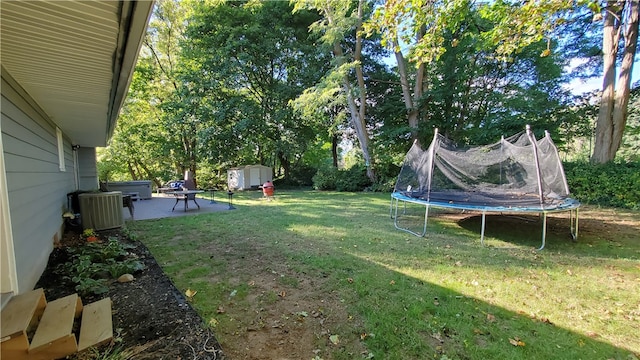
565, 59, 640, 95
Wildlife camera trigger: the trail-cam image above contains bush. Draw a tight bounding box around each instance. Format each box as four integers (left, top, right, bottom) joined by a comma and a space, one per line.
282, 165, 316, 186
335, 166, 371, 192
312, 166, 372, 192
565, 161, 640, 210
368, 162, 401, 192
56, 237, 145, 296
312, 166, 339, 190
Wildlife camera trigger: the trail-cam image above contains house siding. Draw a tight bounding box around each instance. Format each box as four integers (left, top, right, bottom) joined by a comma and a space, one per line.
78, 147, 98, 191
1, 74, 77, 294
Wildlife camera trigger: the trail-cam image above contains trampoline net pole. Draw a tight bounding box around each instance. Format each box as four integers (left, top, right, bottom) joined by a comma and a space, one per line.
526, 125, 545, 207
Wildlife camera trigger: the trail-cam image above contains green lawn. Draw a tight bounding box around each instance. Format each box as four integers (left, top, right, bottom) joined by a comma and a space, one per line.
127, 190, 640, 360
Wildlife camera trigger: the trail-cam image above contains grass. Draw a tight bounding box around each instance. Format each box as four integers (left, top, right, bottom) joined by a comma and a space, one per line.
127, 190, 640, 359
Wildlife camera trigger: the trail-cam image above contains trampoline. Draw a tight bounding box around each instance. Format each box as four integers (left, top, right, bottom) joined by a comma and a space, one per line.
391, 126, 580, 250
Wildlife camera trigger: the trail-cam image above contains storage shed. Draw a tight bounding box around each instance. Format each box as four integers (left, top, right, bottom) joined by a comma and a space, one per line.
228, 165, 272, 190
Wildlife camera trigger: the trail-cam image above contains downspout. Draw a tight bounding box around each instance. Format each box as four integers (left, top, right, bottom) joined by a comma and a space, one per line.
72, 145, 79, 190
526, 125, 545, 206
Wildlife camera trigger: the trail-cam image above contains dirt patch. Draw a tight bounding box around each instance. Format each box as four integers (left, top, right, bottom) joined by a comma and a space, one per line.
198, 240, 369, 359
35, 231, 225, 359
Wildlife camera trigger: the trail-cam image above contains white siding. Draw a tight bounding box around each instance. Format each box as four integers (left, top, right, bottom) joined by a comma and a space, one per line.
1, 74, 76, 294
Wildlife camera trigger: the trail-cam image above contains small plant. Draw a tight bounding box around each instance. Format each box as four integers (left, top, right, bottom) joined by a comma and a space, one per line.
82, 228, 98, 242
57, 237, 145, 296
73, 277, 109, 295
105, 258, 145, 278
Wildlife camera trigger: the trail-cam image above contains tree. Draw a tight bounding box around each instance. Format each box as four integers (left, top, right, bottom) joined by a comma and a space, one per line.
366, 1, 578, 146
182, 0, 329, 180
292, 0, 377, 181
365, 0, 638, 163
592, 1, 639, 163
100, 58, 174, 186
104, 0, 198, 185
145, 0, 201, 183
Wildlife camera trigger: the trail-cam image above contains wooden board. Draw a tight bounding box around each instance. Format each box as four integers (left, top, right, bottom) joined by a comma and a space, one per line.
28, 334, 78, 360
1, 288, 47, 360
78, 298, 113, 352
1, 288, 46, 341
28, 294, 82, 355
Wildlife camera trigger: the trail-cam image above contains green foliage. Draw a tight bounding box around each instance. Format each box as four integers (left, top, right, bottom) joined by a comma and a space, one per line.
312, 166, 339, 190
565, 161, 640, 209
366, 0, 577, 64
105, 258, 146, 279
369, 161, 401, 192
56, 237, 145, 296
312, 165, 372, 192
335, 166, 372, 192
181, 0, 331, 181
282, 164, 316, 187
619, 86, 640, 161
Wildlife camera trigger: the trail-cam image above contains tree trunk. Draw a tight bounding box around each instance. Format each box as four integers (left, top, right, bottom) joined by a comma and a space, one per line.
592, 1, 637, 163
277, 151, 291, 179
393, 27, 425, 143
330, 0, 375, 181
332, 134, 338, 168
612, 2, 639, 154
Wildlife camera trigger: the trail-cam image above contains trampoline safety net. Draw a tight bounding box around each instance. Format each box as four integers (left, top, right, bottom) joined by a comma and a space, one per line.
394, 127, 571, 208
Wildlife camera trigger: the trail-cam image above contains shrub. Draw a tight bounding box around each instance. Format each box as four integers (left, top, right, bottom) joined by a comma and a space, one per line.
368, 162, 401, 192
312, 166, 339, 190
282, 165, 316, 186
335, 166, 371, 192
565, 161, 640, 209
312, 166, 372, 192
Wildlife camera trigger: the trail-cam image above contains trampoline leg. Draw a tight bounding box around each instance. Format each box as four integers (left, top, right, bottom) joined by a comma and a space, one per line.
392, 199, 429, 237
480, 211, 486, 246
570, 208, 579, 241
422, 204, 430, 237
538, 212, 547, 251
390, 197, 396, 219
393, 198, 399, 221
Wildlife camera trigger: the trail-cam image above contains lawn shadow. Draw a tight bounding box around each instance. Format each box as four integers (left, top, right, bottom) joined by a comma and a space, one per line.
456, 210, 639, 258
337, 250, 637, 359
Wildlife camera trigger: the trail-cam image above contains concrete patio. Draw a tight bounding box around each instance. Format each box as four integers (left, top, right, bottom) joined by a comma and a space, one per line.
122, 194, 233, 221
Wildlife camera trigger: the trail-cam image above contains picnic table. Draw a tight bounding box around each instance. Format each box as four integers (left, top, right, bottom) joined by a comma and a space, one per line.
169, 190, 204, 212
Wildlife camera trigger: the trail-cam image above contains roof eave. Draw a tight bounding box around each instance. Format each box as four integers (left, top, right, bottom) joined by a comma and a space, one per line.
105, 0, 154, 146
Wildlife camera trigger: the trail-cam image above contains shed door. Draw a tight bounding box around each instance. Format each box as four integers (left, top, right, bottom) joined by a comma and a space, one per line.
249, 167, 261, 187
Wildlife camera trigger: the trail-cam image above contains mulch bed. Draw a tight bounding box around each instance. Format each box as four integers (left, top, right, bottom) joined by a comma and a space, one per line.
35, 230, 226, 359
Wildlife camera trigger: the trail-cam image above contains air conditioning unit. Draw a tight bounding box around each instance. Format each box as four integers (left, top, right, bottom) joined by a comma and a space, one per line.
79, 192, 124, 231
